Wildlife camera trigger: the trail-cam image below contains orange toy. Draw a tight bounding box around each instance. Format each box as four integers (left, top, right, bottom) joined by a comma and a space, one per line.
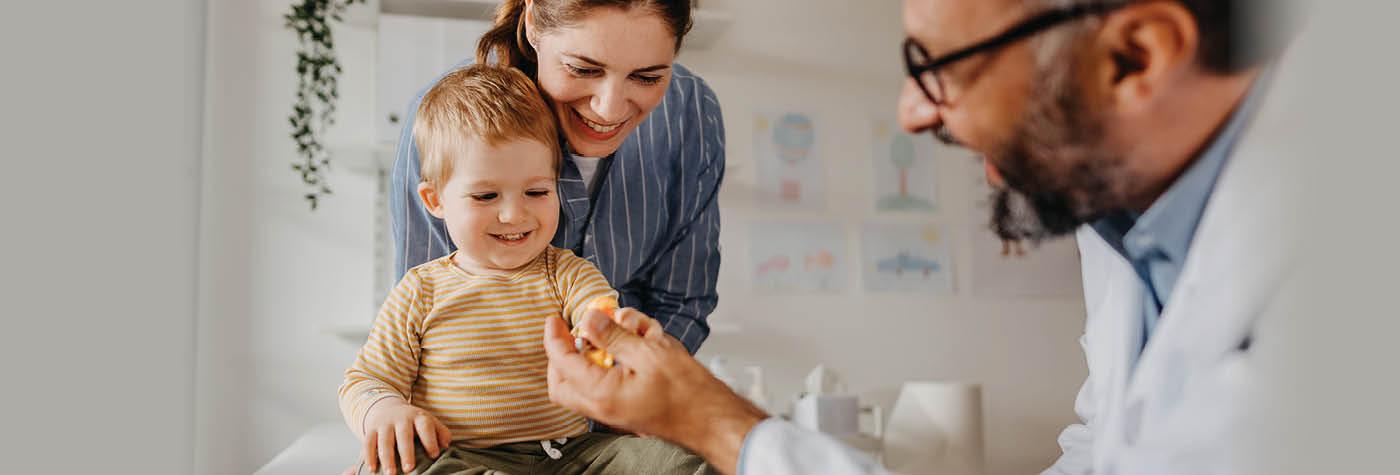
579, 297, 619, 368
587, 296, 619, 315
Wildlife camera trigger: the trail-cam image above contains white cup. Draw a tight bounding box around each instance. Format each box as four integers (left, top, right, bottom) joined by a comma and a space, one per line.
792, 394, 861, 436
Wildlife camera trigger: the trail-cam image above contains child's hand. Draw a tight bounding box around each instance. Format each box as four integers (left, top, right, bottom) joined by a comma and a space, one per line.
360, 398, 452, 474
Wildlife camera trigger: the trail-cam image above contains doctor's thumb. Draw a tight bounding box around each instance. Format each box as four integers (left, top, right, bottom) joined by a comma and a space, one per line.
580, 312, 644, 355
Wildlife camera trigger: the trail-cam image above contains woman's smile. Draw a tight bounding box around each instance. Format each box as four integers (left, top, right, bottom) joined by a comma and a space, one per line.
570, 107, 627, 141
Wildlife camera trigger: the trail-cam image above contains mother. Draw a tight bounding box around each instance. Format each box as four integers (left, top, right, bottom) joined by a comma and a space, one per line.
392, 0, 724, 354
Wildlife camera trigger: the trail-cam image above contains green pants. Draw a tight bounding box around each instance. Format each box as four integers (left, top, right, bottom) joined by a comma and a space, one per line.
357, 432, 714, 475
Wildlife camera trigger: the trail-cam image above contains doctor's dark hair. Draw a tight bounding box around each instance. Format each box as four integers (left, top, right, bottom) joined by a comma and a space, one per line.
1038, 0, 1292, 74
476, 0, 693, 78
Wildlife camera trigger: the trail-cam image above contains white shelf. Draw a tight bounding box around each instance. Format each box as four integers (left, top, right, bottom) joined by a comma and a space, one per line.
685, 9, 732, 52
378, 0, 731, 51
328, 142, 397, 175
381, 0, 499, 22
323, 323, 372, 344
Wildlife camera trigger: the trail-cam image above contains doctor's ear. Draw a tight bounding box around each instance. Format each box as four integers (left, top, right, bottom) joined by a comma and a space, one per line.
1091, 1, 1199, 113
418, 182, 446, 219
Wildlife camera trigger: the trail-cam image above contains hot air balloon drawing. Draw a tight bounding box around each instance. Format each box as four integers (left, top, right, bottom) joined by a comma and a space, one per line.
772, 113, 814, 201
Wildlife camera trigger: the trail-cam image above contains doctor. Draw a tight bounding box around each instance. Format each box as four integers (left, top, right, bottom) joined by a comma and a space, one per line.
544, 0, 1301, 473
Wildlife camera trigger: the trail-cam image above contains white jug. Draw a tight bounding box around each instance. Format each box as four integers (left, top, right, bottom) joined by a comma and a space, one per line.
881, 382, 985, 475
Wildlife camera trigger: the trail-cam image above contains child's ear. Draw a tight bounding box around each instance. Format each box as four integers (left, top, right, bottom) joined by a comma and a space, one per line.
418, 182, 446, 219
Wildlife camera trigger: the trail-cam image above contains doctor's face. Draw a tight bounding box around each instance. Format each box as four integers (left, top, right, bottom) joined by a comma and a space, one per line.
900, 0, 1131, 243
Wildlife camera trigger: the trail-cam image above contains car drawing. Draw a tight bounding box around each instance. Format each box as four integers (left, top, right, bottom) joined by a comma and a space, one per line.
876, 252, 941, 277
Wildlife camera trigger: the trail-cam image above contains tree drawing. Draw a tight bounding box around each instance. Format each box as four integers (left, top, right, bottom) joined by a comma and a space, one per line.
877, 132, 934, 211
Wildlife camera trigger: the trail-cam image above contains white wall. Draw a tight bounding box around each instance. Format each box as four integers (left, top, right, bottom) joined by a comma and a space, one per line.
197, 0, 381, 473
198, 1, 1086, 473
681, 2, 1087, 474
2, 0, 205, 473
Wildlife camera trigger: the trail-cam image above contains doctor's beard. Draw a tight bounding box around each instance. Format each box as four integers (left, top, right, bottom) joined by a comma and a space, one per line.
986, 44, 1134, 244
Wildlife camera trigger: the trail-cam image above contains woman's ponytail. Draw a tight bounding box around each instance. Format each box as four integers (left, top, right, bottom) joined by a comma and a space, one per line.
476, 0, 537, 77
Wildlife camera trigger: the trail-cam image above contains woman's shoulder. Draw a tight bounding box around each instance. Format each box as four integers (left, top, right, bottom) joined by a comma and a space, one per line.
664, 62, 720, 110
610, 62, 724, 193
641, 62, 724, 156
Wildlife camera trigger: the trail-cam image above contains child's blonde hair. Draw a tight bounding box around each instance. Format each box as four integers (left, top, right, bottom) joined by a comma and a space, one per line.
413, 64, 559, 190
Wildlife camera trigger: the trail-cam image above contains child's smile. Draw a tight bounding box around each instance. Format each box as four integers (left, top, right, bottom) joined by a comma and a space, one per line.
489, 230, 534, 246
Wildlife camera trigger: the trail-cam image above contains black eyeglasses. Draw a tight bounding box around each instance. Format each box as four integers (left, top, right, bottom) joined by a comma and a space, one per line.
903, 2, 1128, 105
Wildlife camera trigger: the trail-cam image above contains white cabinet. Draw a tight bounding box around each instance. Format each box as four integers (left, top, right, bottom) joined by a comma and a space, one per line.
376, 14, 494, 144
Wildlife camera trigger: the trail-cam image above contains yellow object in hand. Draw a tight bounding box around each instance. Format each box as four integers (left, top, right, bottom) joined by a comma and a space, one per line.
580, 296, 619, 368
587, 296, 618, 316
584, 348, 615, 368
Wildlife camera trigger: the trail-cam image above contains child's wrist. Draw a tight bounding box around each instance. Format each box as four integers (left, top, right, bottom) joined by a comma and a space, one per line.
358, 390, 405, 436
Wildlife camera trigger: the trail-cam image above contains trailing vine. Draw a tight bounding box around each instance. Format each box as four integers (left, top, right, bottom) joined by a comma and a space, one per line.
284, 0, 365, 210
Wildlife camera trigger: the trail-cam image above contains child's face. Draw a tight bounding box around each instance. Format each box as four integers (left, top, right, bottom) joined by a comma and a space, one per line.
420, 137, 559, 275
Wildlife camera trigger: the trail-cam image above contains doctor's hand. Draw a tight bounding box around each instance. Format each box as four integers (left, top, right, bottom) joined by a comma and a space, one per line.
543, 309, 768, 475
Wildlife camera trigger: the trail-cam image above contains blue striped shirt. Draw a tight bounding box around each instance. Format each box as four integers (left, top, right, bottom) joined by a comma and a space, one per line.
389, 62, 724, 354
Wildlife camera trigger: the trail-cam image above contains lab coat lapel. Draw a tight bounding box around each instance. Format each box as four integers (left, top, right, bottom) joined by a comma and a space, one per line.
1074, 226, 1146, 463
1121, 56, 1304, 439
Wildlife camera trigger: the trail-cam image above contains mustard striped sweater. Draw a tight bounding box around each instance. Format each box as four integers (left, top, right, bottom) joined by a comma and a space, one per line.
339, 247, 616, 447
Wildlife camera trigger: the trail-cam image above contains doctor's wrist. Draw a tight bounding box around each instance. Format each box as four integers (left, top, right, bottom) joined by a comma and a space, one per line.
672, 389, 767, 475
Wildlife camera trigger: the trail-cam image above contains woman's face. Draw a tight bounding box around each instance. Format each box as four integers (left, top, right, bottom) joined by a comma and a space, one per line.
532, 7, 676, 157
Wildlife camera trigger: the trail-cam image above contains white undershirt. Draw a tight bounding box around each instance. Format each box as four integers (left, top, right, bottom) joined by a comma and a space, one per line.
571, 154, 604, 191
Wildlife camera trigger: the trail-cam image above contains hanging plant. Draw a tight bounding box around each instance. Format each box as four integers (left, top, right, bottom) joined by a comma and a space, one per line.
284, 0, 365, 210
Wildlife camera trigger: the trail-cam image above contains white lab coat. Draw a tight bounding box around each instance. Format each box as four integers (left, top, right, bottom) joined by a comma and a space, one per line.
739, 40, 1308, 475
1041, 45, 1307, 475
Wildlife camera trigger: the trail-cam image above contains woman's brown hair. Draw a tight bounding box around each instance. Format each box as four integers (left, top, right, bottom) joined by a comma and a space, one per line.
475, 0, 693, 78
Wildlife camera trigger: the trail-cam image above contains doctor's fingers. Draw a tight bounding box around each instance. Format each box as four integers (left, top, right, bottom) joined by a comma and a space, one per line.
544, 317, 614, 400
610, 307, 664, 340
898, 78, 939, 134
578, 310, 639, 353
544, 316, 608, 382
543, 315, 580, 359
579, 315, 671, 370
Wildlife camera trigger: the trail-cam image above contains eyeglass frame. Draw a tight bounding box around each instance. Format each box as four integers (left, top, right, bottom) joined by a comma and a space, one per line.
903, 2, 1130, 105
